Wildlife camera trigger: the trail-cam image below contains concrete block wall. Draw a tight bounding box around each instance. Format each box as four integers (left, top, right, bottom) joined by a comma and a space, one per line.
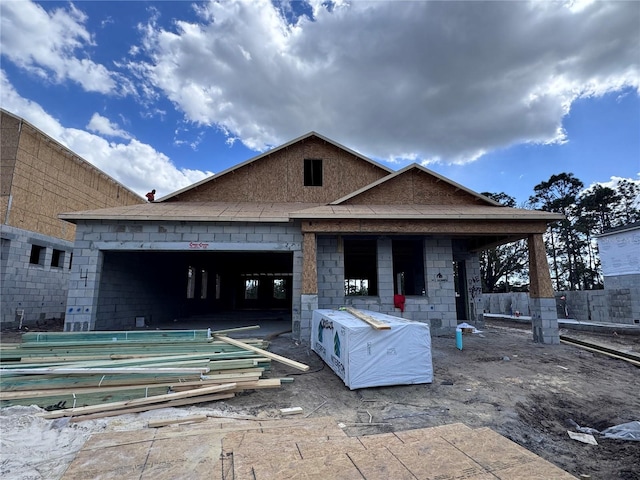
316, 236, 345, 310
483, 288, 640, 326
314, 235, 458, 338
292, 250, 303, 340
1, 225, 73, 326
483, 292, 530, 317
423, 237, 457, 334
299, 294, 318, 342
605, 273, 640, 290
94, 251, 176, 331
606, 288, 639, 324
558, 290, 588, 320
531, 297, 560, 344
65, 220, 303, 332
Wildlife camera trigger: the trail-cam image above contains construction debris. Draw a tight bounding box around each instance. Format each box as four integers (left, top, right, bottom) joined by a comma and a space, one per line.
568, 431, 599, 445
279, 406, 304, 416
0, 327, 306, 419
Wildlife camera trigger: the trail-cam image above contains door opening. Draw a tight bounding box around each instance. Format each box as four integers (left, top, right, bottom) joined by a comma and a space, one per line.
453, 260, 468, 320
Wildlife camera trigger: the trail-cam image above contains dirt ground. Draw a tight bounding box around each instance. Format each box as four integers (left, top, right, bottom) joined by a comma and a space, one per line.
1, 319, 639, 480
231, 320, 640, 480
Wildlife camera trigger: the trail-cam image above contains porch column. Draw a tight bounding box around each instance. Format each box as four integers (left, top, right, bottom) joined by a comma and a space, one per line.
300, 232, 318, 342
302, 232, 318, 294
528, 233, 560, 344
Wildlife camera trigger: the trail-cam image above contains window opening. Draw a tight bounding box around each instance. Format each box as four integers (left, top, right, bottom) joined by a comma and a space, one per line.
273, 278, 287, 299
68, 252, 73, 270
51, 249, 64, 268
345, 278, 369, 296
245, 279, 259, 299
304, 158, 323, 186
29, 245, 45, 266
200, 269, 208, 299
344, 238, 377, 296
1, 238, 10, 263
186, 266, 196, 299
392, 239, 425, 295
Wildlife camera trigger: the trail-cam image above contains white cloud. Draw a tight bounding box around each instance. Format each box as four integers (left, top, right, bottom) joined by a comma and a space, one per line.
585, 176, 640, 194
130, 0, 639, 164
0, 70, 211, 197
0, 1, 128, 94
87, 113, 131, 139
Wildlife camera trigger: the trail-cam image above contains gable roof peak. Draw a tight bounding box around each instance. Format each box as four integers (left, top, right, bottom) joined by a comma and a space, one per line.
331, 162, 501, 206
157, 131, 393, 202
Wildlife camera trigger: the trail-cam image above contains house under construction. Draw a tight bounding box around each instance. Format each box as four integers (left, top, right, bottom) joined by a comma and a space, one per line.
59, 132, 564, 344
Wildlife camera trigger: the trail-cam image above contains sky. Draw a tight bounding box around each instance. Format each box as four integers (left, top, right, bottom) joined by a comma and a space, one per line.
1, 0, 638, 205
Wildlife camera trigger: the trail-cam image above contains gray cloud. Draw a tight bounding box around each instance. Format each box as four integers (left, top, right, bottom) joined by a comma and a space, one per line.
131, 0, 639, 164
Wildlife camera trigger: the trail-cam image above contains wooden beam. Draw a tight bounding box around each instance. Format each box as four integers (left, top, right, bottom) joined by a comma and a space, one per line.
68, 393, 236, 422
560, 338, 640, 367
39, 383, 237, 419
0, 374, 264, 401
301, 219, 549, 235
302, 232, 318, 294
344, 307, 391, 330
214, 335, 309, 372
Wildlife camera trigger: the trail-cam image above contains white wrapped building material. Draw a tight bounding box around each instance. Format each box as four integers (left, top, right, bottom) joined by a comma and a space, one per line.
311, 309, 433, 390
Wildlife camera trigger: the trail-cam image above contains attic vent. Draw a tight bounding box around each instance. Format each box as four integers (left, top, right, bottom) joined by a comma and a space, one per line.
304, 158, 323, 186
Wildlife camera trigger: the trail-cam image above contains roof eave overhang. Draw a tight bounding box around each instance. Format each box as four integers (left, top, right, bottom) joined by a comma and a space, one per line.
58, 214, 292, 223
289, 213, 565, 221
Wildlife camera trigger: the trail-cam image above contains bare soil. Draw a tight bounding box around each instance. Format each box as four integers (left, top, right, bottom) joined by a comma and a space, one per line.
229, 320, 640, 480
1, 319, 639, 479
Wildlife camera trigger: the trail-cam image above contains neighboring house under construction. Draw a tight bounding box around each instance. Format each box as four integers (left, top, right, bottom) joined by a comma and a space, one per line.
0, 109, 144, 327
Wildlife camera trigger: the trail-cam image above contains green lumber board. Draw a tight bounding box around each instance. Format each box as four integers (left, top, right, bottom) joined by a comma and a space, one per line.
0, 359, 267, 391
0, 374, 264, 409
1, 351, 265, 370
0, 371, 263, 400
20, 326, 260, 344
1, 341, 268, 361
14, 338, 268, 349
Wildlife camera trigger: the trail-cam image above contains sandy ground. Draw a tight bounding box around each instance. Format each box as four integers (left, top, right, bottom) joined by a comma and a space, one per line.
1, 319, 639, 480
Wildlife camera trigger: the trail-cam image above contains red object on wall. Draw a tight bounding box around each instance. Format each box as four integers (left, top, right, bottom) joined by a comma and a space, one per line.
394, 294, 406, 312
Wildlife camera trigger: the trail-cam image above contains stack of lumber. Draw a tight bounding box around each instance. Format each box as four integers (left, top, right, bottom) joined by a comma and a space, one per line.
0, 326, 308, 421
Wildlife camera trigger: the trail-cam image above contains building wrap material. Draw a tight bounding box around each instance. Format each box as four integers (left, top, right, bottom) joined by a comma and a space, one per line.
311, 309, 433, 389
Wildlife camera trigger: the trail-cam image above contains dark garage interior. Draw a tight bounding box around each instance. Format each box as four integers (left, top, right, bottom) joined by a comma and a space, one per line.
95, 250, 293, 330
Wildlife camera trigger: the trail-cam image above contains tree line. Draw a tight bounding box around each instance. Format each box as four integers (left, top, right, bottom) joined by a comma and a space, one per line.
480, 174, 639, 292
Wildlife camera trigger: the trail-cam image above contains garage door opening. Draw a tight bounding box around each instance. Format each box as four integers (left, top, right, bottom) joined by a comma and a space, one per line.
98, 250, 293, 330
